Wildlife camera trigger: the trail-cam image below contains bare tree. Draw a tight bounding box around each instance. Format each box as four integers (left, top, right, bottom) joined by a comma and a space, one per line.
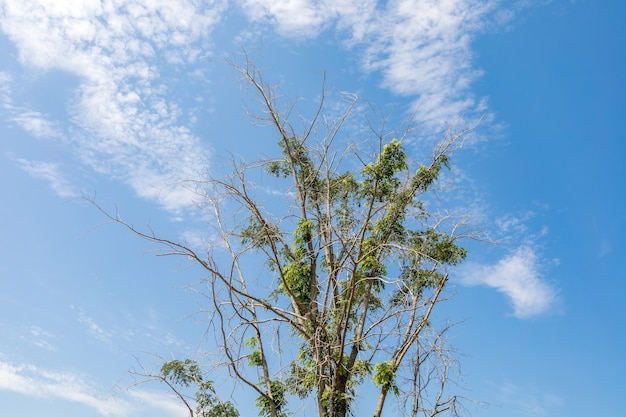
97, 59, 476, 417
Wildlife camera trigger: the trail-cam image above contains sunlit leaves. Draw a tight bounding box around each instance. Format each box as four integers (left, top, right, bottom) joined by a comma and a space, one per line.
286, 347, 317, 398
160, 360, 239, 417
256, 379, 288, 417
372, 361, 399, 396
413, 153, 450, 192
280, 218, 315, 306
241, 217, 281, 249
361, 139, 408, 202
409, 229, 467, 266
161, 359, 202, 387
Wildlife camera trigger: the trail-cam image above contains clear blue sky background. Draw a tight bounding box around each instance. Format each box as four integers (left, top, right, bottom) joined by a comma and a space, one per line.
1, 1, 624, 416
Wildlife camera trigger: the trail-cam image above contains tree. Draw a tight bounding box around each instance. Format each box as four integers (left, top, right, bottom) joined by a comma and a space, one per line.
100, 60, 474, 417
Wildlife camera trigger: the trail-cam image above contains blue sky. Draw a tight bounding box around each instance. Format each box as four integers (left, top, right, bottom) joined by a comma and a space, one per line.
1, 1, 624, 416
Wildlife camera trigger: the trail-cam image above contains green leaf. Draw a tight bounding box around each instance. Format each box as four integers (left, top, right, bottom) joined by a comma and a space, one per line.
372, 361, 399, 396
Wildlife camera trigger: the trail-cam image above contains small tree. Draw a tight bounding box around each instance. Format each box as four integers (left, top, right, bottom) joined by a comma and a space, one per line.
103, 60, 473, 417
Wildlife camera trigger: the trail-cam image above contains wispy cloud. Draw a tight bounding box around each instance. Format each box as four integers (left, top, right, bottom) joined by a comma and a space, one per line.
16, 159, 77, 198
240, 0, 344, 37
72, 306, 114, 344
0, 73, 67, 141
240, 0, 502, 129
496, 211, 536, 234
0, 71, 14, 108
28, 326, 54, 338
0, 361, 130, 416
494, 380, 565, 416
0, 360, 186, 417
0, 0, 226, 211
28, 325, 57, 351
357, 0, 497, 127
128, 390, 188, 416
459, 246, 558, 318
10, 110, 66, 140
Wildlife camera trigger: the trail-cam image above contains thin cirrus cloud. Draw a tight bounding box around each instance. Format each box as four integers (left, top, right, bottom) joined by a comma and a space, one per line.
72, 305, 115, 345
460, 246, 558, 319
1, 73, 66, 142
240, 0, 502, 129
28, 326, 57, 351
0, 361, 130, 416
16, 159, 77, 198
0, 360, 185, 417
10, 110, 66, 140
0, 0, 225, 211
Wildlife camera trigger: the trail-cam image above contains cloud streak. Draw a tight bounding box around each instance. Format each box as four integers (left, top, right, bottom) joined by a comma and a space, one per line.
241, 0, 500, 129
72, 306, 114, 344
0, 361, 129, 416
460, 246, 558, 318
16, 159, 77, 198
0, 360, 187, 417
0, 0, 225, 211
10, 110, 66, 140
28, 325, 57, 351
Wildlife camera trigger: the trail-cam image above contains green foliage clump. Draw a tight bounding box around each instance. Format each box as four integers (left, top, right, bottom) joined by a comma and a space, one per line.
256, 379, 288, 417
372, 361, 399, 396
361, 139, 408, 201
241, 218, 280, 249
409, 228, 467, 266
161, 359, 202, 387
246, 337, 264, 367
280, 218, 316, 307
160, 359, 239, 417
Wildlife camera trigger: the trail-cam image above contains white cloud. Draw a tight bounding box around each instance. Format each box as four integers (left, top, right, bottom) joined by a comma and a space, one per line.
495, 211, 539, 237
0, 360, 187, 417
29, 326, 54, 338
10, 110, 66, 140
0, 0, 226, 211
73, 306, 114, 344
239, 0, 500, 129
0, 71, 12, 106
128, 389, 188, 416
360, 0, 498, 127
460, 246, 558, 318
0, 361, 130, 417
241, 0, 343, 37
32, 340, 56, 351
16, 159, 78, 198
28, 325, 57, 351
1, 73, 67, 142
